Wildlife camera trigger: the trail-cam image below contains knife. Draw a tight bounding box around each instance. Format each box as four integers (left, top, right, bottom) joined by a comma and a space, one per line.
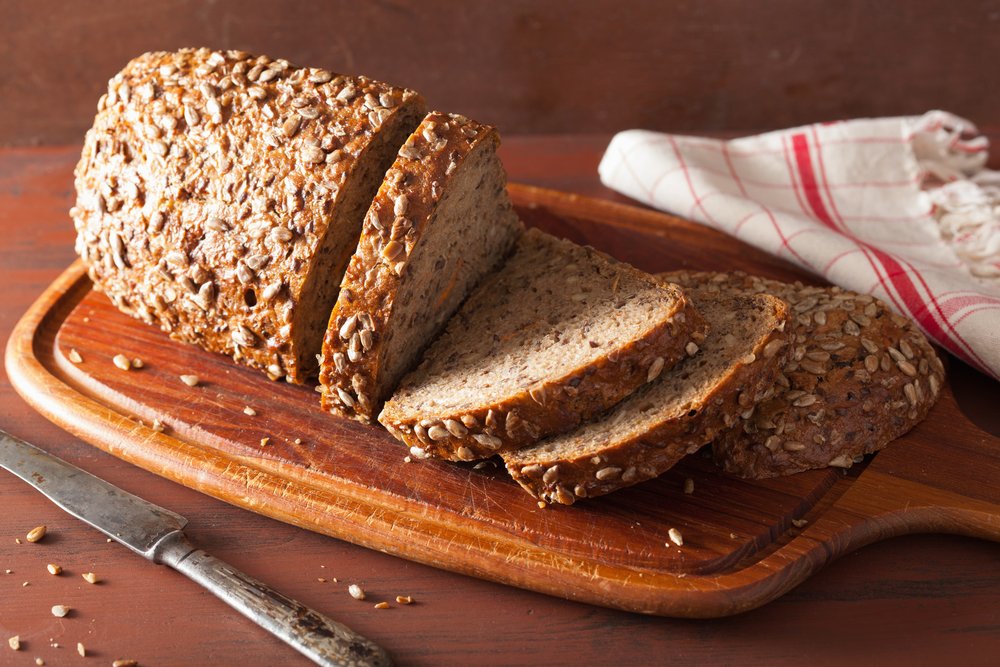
0, 429, 392, 667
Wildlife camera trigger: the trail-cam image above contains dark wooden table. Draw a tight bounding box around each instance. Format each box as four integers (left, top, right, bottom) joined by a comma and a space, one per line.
1, 138, 999, 666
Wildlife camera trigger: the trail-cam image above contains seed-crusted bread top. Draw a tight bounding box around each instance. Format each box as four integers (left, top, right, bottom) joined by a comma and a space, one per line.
320, 111, 522, 422
379, 229, 707, 461
664, 271, 945, 478
503, 288, 791, 505
71, 48, 425, 382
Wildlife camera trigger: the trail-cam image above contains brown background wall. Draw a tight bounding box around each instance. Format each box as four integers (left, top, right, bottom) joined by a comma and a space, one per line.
3, 0, 1000, 146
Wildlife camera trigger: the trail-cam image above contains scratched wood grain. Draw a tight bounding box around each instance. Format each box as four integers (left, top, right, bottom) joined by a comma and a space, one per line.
7, 184, 1000, 619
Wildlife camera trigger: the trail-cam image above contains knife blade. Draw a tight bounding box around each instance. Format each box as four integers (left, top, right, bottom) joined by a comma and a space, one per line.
0, 429, 392, 667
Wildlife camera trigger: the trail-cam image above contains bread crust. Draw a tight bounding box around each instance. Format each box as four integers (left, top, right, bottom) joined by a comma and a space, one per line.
664, 271, 945, 478
503, 292, 792, 505
71, 48, 424, 383
379, 281, 707, 461
319, 111, 519, 421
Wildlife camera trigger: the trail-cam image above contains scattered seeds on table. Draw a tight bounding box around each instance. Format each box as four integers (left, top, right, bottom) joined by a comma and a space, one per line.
51, 604, 70, 618
683, 478, 695, 495
668, 527, 684, 547
8, 635, 19, 650
77, 642, 85, 657
15, 538, 21, 544
113, 660, 138, 667
82, 572, 99, 584
151, 419, 165, 433
395, 595, 413, 605
68, 349, 83, 364
317, 577, 327, 583
4, 569, 11, 574
536, 501, 547, 509
46, 563, 62, 575
294, 438, 302, 445
132, 357, 144, 369
21, 581, 28, 587
243, 406, 257, 416
113, 354, 132, 371
348, 584, 366, 600
35, 658, 44, 666
260, 437, 270, 447
373, 602, 390, 609
26, 525, 46, 543
179, 374, 200, 387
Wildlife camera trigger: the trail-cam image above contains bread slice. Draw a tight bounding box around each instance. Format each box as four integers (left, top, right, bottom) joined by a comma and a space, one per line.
379, 229, 706, 461
503, 287, 791, 505
71, 48, 426, 383
319, 112, 522, 422
664, 271, 945, 478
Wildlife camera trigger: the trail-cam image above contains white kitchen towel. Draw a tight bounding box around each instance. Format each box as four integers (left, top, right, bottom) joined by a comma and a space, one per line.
599, 111, 1000, 380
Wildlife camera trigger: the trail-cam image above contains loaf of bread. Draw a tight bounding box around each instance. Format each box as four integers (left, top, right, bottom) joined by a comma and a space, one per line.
504, 287, 790, 505
379, 229, 706, 461
664, 271, 945, 478
71, 48, 426, 382
319, 111, 522, 422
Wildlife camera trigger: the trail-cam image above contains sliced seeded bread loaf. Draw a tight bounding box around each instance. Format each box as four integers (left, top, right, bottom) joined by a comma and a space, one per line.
379, 229, 707, 461
664, 271, 945, 478
319, 112, 522, 422
71, 48, 426, 383
503, 288, 791, 505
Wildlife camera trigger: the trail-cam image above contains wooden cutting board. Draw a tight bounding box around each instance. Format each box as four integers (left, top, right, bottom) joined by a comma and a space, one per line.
7, 185, 1000, 618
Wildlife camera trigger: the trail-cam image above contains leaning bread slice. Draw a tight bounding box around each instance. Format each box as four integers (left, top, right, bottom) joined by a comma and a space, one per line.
320, 112, 522, 422
379, 229, 706, 461
72, 48, 426, 383
664, 271, 945, 478
503, 287, 791, 505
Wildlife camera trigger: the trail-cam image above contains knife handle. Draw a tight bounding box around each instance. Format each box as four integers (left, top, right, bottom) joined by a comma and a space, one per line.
154, 532, 392, 667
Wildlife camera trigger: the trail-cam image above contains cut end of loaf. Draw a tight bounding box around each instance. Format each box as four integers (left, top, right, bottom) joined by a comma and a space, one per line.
664, 271, 945, 479
378, 229, 707, 460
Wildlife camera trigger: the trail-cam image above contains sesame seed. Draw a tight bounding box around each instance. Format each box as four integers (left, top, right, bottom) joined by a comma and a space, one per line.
179, 374, 200, 387
26, 525, 46, 543
8, 636, 19, 651
348, 584, 366, 600
77, 643, 86, 657
668, 527, 684, 547
82, 572, 99, 584
51, 604, 70, 617
243, 406, 256, 416
113, 353, 132, 370
68, 348, 83, 364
